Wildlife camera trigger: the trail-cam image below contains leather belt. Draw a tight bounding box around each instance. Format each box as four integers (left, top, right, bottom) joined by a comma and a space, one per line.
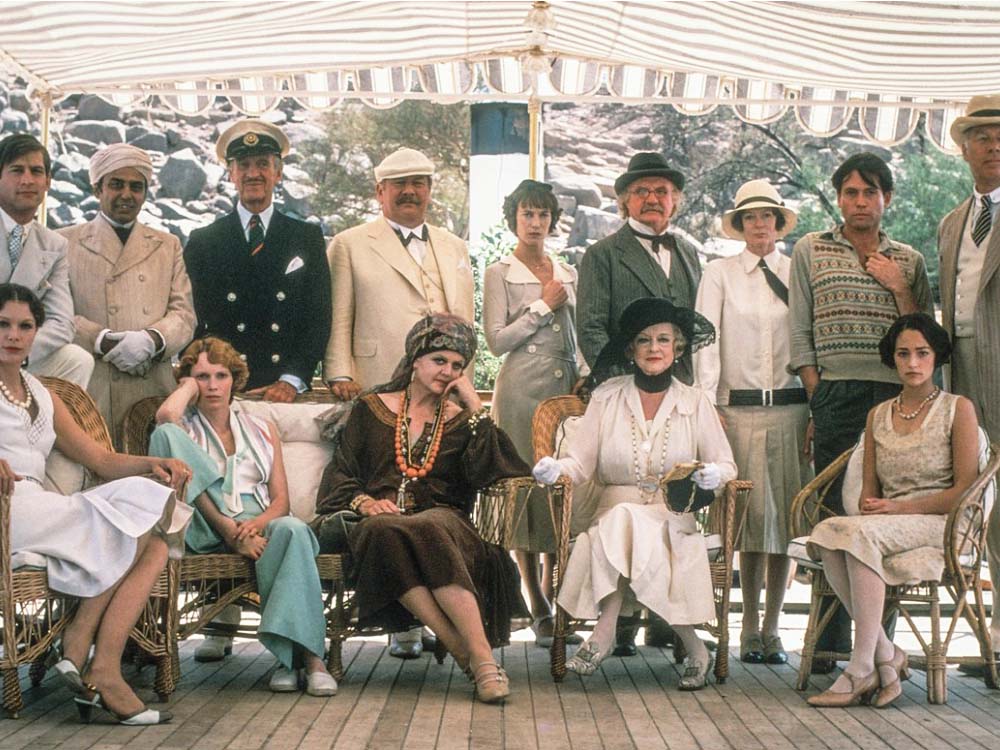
727, 388, 808, 406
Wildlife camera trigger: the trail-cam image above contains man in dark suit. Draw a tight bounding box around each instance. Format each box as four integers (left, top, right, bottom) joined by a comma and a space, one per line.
576, 152, 701, 655
576, 152, 702, 384
184, 119, 331, 403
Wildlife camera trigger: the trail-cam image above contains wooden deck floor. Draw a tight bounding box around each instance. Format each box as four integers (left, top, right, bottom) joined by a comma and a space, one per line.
2, 616, 998, 750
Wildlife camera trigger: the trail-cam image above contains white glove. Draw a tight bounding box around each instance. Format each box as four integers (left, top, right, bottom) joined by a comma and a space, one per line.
532, 456, 563, 486
104, 330, 157, 375
692, 463, 723, 491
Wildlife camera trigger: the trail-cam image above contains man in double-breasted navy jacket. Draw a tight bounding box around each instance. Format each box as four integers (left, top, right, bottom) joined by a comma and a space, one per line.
184, 119, 331, 402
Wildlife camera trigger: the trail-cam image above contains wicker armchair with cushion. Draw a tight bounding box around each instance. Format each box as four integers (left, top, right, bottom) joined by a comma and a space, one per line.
121, 392, 527, 691
531, 394, 752, 682
787, 431, 1000, 704
0, 377, 176, 717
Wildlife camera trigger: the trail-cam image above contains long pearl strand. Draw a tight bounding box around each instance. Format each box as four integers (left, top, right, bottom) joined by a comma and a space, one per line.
0, 371, 32, 410
631, 414, 671, 500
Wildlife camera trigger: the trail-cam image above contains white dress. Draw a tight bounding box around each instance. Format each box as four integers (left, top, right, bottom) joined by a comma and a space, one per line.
5, 371, 179, 597
553, 376, 737, 625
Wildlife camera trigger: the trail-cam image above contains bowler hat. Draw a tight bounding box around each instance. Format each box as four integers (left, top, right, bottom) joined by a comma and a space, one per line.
614, 152, 686, 195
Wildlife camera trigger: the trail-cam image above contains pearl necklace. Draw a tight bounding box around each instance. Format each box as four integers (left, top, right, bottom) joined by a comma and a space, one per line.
894, 387, 940, 420
630, 414, 670, 501
0, 371, 32, 411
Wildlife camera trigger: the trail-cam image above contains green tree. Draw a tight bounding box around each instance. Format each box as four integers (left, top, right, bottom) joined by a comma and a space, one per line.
470, 224, 516, 390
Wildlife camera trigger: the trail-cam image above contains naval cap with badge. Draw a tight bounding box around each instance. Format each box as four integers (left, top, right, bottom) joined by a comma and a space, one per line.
215, 119, 291, 162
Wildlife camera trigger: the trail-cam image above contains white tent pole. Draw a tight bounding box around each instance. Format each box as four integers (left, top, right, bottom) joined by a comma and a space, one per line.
528, 95, 540, 180
36, 91, 52, 227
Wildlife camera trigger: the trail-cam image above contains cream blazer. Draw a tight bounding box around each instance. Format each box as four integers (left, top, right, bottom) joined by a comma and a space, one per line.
59, 217, 195, 444
323, 216, 475, 388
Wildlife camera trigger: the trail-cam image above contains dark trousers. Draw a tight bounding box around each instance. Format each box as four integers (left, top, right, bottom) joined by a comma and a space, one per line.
810, 379, 901, 653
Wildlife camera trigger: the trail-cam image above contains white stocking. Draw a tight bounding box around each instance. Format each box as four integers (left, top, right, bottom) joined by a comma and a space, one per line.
671, 625, 709, 665
844, 554, 894, 677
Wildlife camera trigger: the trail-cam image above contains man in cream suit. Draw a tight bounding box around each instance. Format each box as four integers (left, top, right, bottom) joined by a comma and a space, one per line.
60, 143, 195, 446
321, 147, 474, 659
938, 95, 1000, 671
0, 134, 92, 387
323, 147, 474, 401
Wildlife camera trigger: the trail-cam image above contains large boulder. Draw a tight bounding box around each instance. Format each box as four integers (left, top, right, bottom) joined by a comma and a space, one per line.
75, 95, 121, 122
129, 132, 168, 153
567, 205, 623, 247
1, 109, 30, 133
549, 174, 603, 209
53, 151, 93, 189
45, 197, 84, 228
155, 198, 204, 222
49, 180, 86, 204
64, 120, 125, 145
158, 149, 207, 201
281, 181, 315, 216
8, 91, 34, 114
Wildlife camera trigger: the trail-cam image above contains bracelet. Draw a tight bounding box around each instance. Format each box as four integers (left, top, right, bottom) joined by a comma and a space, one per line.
467, 407, 491, 435
349, 494, 374, 514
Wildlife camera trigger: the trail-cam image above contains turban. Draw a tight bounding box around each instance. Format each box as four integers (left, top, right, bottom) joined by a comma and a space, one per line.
374, 313, 477, 393
89, 144, 153, 187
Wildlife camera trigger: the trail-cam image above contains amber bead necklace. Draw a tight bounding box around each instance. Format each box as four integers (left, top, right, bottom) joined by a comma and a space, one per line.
394, 385, 447, 509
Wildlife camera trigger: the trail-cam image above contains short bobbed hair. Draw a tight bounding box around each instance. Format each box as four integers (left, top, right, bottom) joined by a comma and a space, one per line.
0, 283, 46, 327
177, 337, 250, 398
878, 313, 952, 369
502, 180, 561, 233
730, 207, 787, 233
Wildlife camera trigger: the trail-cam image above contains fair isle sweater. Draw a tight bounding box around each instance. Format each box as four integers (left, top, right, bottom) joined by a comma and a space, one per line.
788, 226, 934, 383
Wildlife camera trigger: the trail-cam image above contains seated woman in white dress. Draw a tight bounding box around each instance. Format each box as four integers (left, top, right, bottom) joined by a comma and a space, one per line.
806, 313, 979, 708
0, 283, 191, 726
149, 337, 337, 697
532, 297, 737, 690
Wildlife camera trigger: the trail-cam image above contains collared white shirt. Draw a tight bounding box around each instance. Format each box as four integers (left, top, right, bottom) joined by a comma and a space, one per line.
237, 202, 275, 241
694, 248, 800, 405
385, 217, 429, 265
971, 184, 1000, 229
627, 217, 671, 278
0, 206, 32, 247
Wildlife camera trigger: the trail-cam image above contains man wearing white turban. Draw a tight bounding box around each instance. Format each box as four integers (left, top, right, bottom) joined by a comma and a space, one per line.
59, 143, 195, 446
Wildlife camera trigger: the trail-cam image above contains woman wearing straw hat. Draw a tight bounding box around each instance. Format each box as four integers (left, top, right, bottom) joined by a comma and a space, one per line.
694, 179, 813, 666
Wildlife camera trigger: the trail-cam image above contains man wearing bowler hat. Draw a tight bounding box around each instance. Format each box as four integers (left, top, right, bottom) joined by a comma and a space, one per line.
576, 152, 702, 655
184, 119, 331, 403
577, 153, 702, 384
938, 95, 1000, 674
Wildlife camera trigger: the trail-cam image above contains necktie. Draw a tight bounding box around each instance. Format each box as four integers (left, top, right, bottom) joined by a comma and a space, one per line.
394, 225, 429, 247
630, 227, 672, 252
757, 258, 789, 305
972, 195, 992, 246
7, 224, 24, 268
248, 214, 265, 256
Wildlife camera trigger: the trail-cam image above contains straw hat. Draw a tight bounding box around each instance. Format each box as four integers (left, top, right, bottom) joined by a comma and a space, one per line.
721, 179, 797, 240
949, 94, 1000, 145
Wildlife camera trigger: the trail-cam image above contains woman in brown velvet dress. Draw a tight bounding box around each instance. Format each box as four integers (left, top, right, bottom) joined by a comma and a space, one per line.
314, 314, 527, 703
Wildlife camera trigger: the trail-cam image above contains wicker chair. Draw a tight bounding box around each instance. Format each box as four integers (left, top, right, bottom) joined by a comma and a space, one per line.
121, 392, 526, 690
0, 377, 176, 717
789, 439, 1000, 704
531, 394, 752, 683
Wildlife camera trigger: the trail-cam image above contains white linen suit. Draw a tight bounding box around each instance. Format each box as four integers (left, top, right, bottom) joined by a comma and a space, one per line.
322, 216, 474, 388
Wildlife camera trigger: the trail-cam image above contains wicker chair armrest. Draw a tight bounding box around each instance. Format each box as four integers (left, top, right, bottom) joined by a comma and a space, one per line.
475, 476, 540, 546
121, 396, 164, 456
789, 446, 853, 537
715, 479, 752, 555
944, 443, 1000, 578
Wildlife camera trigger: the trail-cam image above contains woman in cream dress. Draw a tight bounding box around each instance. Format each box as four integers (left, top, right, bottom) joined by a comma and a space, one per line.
533, 298, 736, 690
806, 313, 979, 709
695, 179, 812, 665
0, 283, 191, 725
484, 179, 581, 646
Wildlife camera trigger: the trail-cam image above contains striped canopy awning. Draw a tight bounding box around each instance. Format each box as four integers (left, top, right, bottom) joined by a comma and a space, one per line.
2, 0, 999, 152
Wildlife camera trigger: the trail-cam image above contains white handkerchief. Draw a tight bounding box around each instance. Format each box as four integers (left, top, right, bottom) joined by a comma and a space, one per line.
285, 256, 304, 274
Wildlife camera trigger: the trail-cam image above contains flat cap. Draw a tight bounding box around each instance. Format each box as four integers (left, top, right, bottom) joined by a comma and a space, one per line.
89, 143, 153, 186
216, 119, 290, 162
374, 147, 435, 182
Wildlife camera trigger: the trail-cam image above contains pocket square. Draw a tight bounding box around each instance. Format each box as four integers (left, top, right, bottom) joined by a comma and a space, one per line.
285, 256, 304, 274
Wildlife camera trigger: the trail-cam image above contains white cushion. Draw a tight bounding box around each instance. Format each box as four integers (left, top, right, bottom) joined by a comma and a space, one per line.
787, 536, 822, 570
842, 434, 865, 516
281, 441, 335, 522
233, 399, 339, 443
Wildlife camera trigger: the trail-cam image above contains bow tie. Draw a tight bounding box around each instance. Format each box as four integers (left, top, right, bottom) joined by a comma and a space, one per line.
394, 226, 429, 247
630, 227, 671, 252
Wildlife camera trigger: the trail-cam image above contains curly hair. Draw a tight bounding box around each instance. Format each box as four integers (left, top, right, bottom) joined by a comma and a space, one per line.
0, 283, 46, 328
177, 337, 250, 398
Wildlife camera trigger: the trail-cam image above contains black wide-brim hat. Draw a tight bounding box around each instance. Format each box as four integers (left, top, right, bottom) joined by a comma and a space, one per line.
614, 152, 686, 195
589, 297, 715, 386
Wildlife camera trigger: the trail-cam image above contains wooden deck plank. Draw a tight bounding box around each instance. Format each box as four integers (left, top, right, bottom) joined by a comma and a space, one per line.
3, 638, 1000, 749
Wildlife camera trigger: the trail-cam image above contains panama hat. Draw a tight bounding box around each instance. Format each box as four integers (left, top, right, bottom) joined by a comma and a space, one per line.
721, 179, 797, 240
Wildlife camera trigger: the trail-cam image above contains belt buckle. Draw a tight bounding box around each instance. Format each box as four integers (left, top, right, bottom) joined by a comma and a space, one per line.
762, 388, 772, 406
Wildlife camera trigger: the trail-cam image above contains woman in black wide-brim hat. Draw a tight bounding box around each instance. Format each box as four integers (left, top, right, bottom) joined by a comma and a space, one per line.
533, 298, 737, 690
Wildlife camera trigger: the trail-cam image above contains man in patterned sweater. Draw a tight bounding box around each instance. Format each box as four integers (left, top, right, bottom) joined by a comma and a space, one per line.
788, 151, 934, 670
